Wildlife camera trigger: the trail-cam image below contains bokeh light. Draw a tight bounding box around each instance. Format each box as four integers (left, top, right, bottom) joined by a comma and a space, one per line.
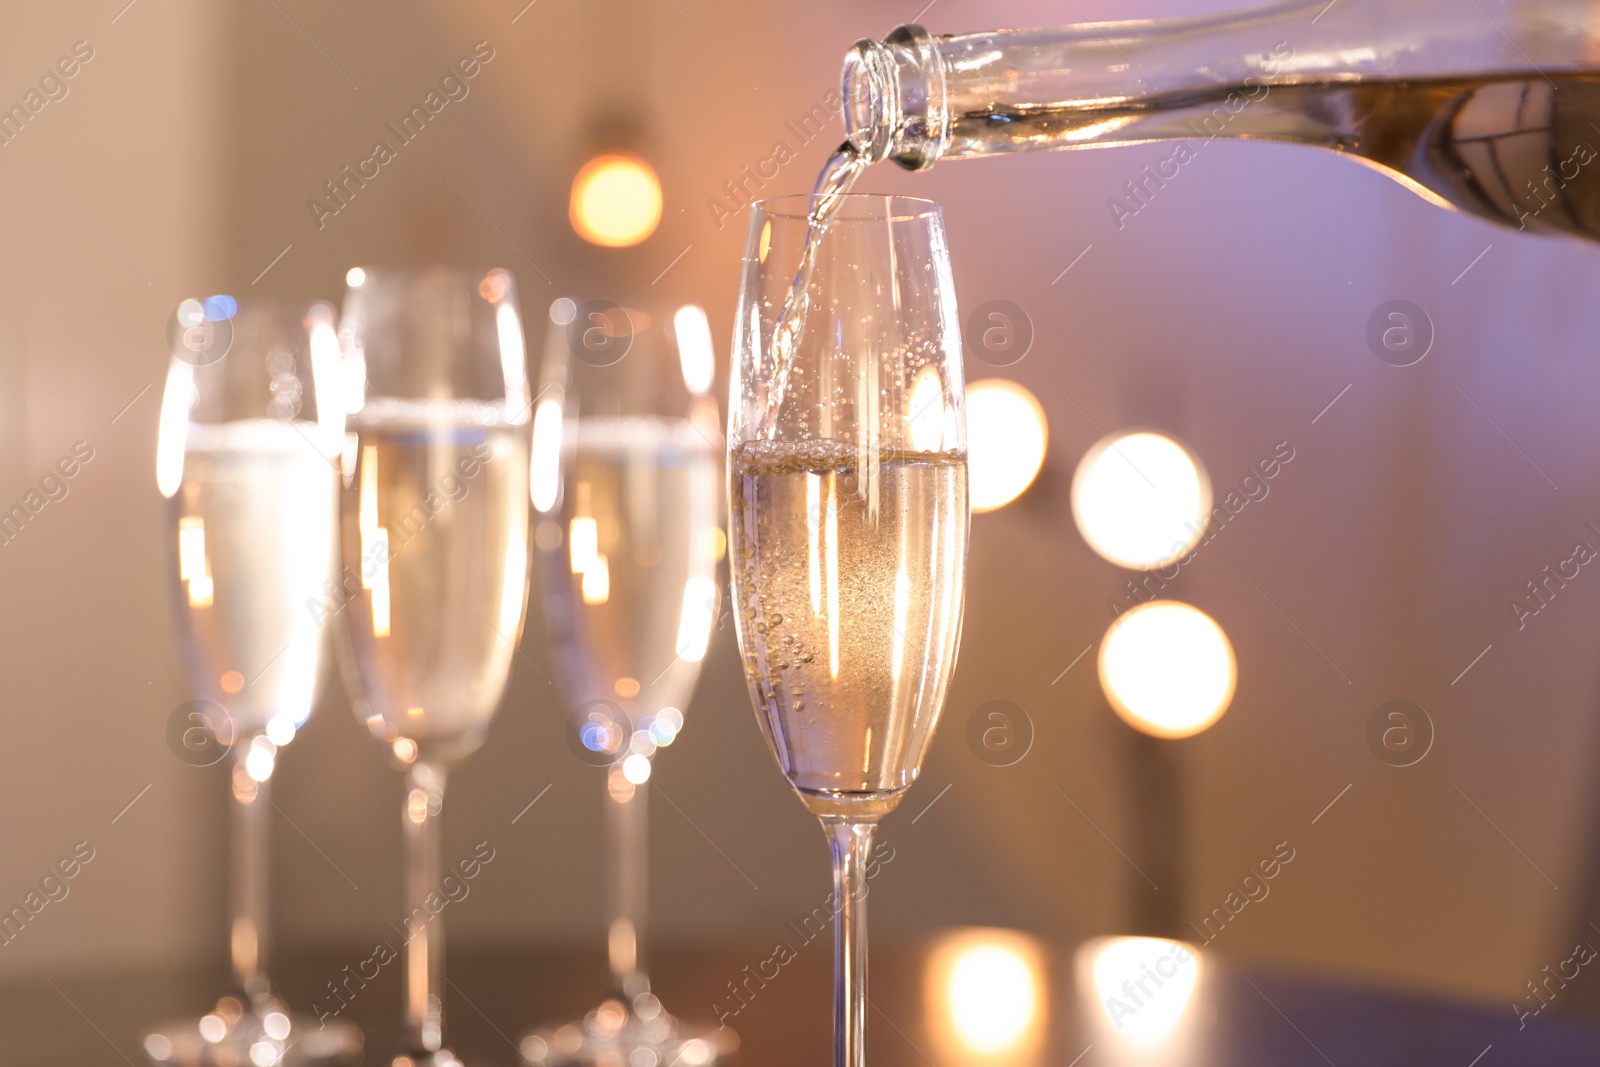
548, 296, 577, 325
1082, 936, 1202, 1047
925, 928, 1045, 1062
947, 944, 1037, 1051
265, 715, 297, 746
201, 294, 237, 321
1099, 601, 1236, 738
1072, 431, 1210, 568
155, 360, 196, 498
673, 305, 716, 395
569, 154, 662, 247
966, 379, 1048, 512
244, 736, 276, 783
307, 309, 346, 458
644, 708, 683, 746
902, 366, 946, 452
495, 300, 530, 418
622, 753, 652, 785
529, 396, 563, 513
674, 575, 718, 663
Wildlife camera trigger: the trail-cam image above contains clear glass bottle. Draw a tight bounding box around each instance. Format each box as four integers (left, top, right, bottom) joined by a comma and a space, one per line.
841, 0, 1600, 236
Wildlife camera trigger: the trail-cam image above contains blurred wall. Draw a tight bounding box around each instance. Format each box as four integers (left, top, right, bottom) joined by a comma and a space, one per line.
0, 0, 232, 976
3, 0, 1600, 1024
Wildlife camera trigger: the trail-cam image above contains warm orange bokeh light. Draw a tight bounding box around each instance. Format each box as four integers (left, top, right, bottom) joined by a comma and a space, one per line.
924, 928, 1047, 1064
570, 154, 662, 247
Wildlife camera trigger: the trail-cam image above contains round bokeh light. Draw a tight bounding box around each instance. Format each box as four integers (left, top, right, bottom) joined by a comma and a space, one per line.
966, 379, 1048, 512
1072, 431, 1210, 569
569, 154, 663, 248
1098, 600, 1236, 739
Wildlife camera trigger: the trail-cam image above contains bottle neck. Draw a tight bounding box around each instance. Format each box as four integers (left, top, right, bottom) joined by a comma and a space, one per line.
842, 24, 949, 170
843, 1, 1600, 168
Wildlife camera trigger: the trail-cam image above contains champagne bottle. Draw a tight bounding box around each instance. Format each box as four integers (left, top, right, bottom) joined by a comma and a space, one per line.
840, 1, 1600, 237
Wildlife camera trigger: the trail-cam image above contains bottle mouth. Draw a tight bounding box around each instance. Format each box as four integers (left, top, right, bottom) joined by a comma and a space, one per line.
840, 25, 947, 171
841, 38, 896, 163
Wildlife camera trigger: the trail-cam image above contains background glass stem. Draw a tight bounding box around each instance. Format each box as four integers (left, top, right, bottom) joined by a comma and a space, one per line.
403, 763, 447, 1053
229, 736, 270, 1003
606, 767, 649, 1001
827, 820, 876, 1067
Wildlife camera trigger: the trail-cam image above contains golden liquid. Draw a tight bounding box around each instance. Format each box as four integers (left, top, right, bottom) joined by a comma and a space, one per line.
537, 415, 722, 718
169, 420, 338, 734
339, 399, 531, 766
729, 440, 967, 817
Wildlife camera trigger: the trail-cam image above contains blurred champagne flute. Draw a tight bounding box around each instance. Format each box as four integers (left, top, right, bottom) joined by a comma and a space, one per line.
728, 195, 969, 1067
335, 266, 532, 1067
147, 296, 363, 1067
519, 298, 734, 1067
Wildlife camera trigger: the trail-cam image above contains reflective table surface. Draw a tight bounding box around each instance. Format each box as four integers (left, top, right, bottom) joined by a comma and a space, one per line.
7, 933, 1598, 1065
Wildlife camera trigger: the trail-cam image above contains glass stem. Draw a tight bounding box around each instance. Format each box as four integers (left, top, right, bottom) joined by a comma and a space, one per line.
605, 764, 649, 1001
826, 820, 877, 1067
402, 763, 448, 1054
229, 736, 271, 1005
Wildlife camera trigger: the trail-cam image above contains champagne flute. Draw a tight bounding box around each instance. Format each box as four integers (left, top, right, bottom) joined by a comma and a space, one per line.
335, 267, 533, 1067
728, 195, 969, 1067
519, 298, 734, 1067
147, 297, 363, 1067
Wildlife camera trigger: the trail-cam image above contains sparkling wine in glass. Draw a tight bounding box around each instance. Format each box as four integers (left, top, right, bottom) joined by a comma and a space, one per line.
519, 299, 734, 1067
335, 267, 533, 1067
146, 297, 363, 1067
729, 195, 969, 1067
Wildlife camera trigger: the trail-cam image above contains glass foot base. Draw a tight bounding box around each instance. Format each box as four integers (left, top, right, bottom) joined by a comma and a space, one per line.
391, 1052, 466, 1067
520, 996, 738, 1067
143, 999, 363, 1067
